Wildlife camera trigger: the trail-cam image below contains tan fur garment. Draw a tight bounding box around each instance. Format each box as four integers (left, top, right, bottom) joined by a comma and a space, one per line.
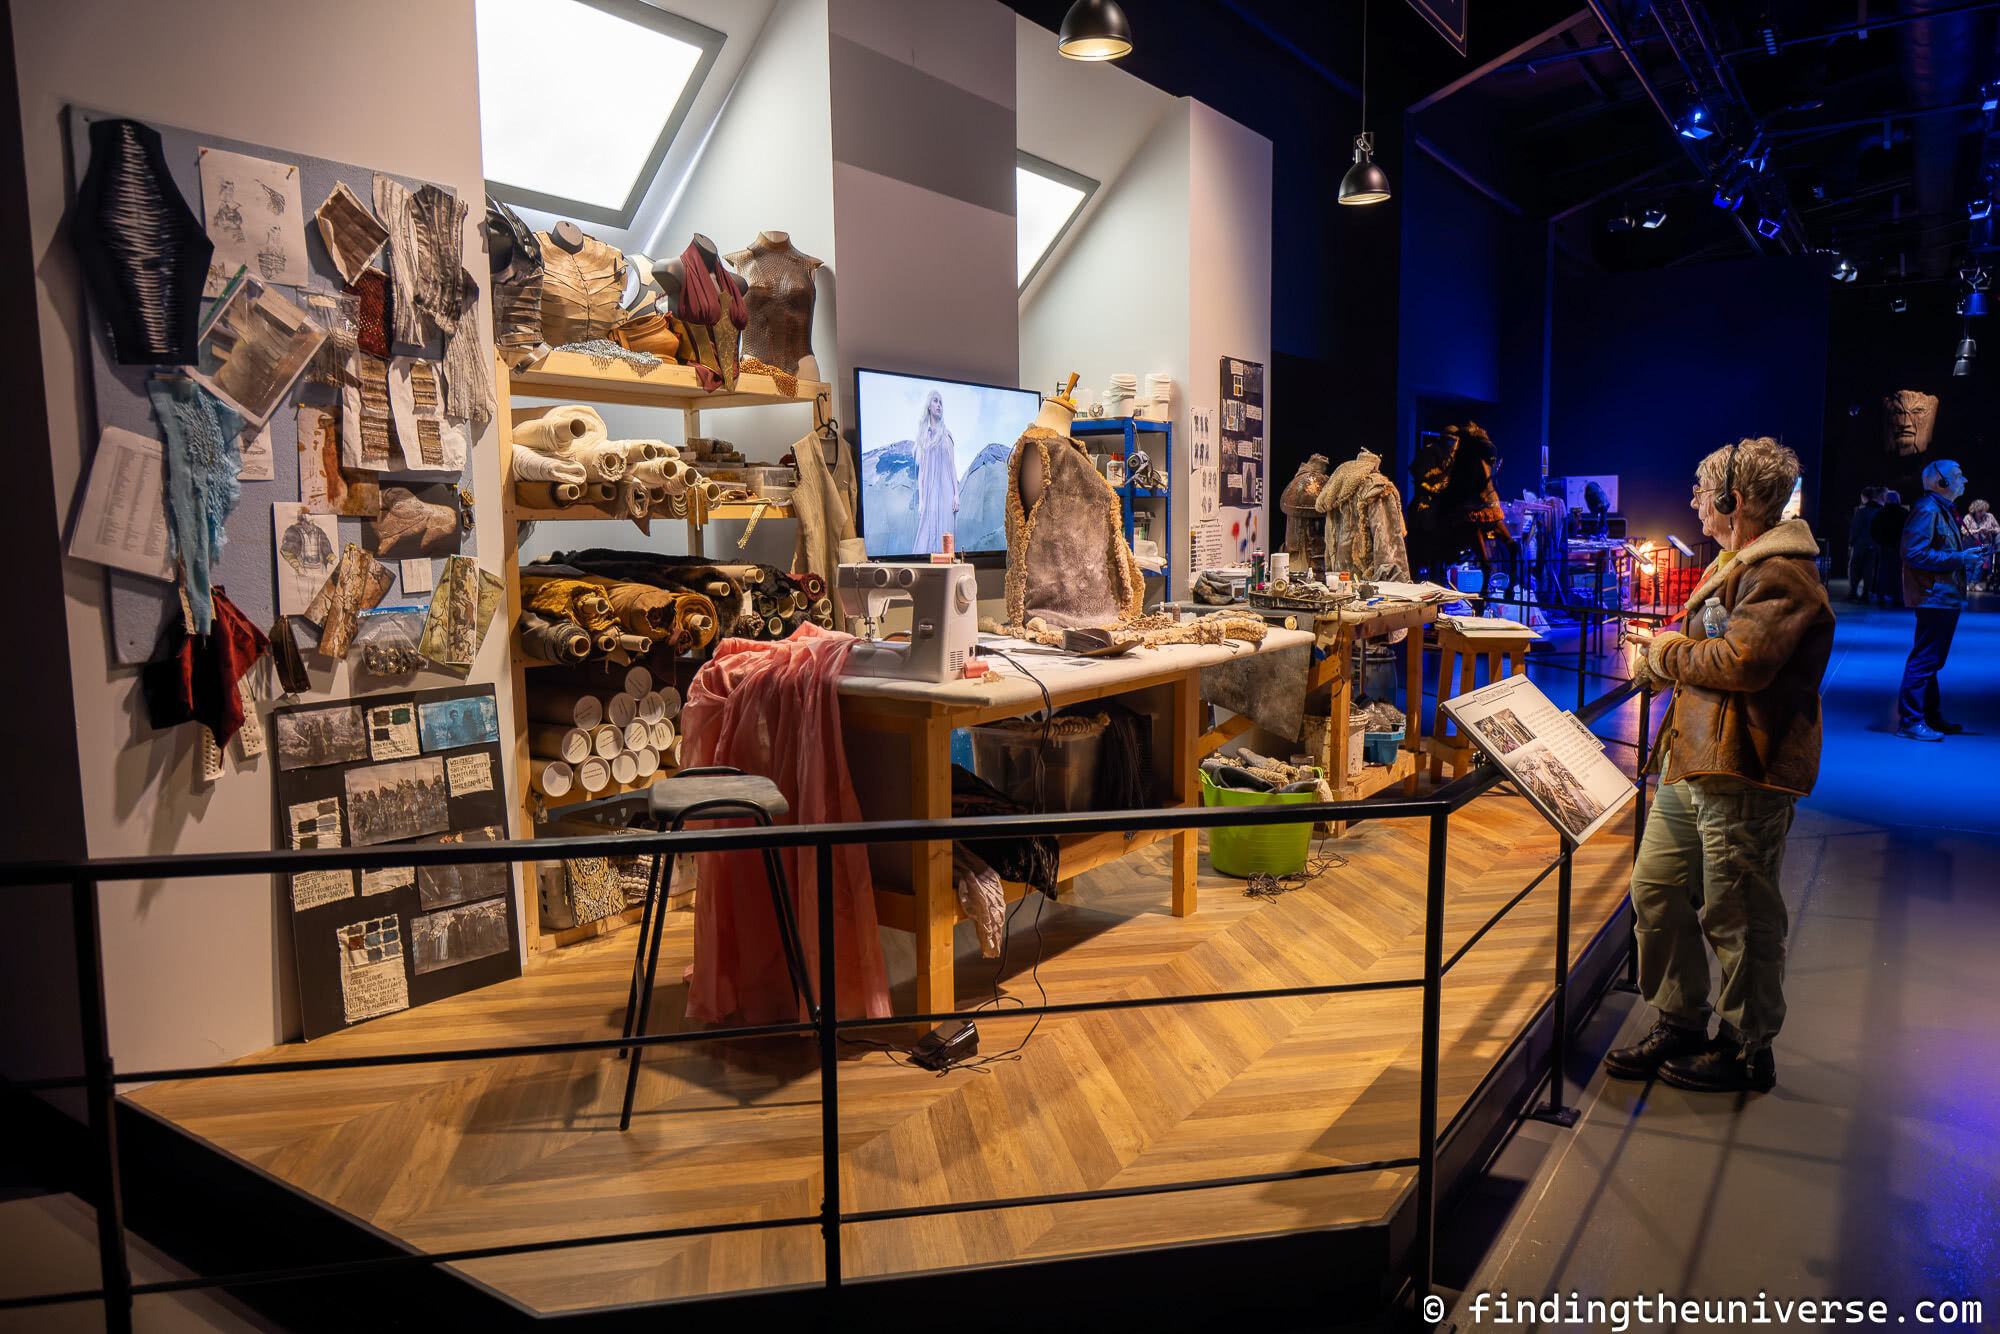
1004, 426, 1145, 629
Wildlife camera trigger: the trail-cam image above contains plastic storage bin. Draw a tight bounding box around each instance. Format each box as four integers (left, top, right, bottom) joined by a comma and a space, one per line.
1363, 728, 1405, 766
1199, 768, 1321, 878
971, 717, 1106, 813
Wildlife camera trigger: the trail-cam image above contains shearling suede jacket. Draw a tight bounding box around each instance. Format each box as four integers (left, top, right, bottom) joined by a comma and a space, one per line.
1646, 519, 1835, 797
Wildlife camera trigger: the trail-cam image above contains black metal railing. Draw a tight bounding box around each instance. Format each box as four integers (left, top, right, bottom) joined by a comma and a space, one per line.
0, 674, 1657, 1332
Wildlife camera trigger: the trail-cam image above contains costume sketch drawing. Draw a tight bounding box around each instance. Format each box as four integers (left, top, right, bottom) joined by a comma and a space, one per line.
198, 147, 308, 294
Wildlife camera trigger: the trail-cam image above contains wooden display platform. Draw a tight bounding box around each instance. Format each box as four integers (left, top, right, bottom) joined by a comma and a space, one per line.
130, 790, 1636, 1316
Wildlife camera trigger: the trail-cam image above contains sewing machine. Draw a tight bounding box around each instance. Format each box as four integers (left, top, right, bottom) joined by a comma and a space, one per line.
837, 562, 979, 683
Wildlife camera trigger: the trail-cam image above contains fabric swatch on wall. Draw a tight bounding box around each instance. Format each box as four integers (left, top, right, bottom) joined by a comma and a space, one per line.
349, 267, 392, 358
69, 117, 213, 365
367, 484, 463, 559
340, 354, 394, 472
304, 543, 394, 659
313, 181, 389, 286
386, 357, 467, 471
146, 375, 244, 635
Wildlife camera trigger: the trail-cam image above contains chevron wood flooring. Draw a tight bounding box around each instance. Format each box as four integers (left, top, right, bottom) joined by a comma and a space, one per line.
130, 791, 1634, 1314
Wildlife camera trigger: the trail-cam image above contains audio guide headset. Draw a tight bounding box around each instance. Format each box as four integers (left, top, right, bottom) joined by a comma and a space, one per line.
1713, 441, 1740, 515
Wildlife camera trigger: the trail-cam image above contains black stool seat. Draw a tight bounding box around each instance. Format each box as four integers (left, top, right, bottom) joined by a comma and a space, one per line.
553, 772, 791, 828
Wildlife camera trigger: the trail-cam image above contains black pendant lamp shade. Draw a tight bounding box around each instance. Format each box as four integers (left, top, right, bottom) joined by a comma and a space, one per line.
1339, 0, 1391, 207
1059, 0, 1133, 61
1339, 133, 1391, 206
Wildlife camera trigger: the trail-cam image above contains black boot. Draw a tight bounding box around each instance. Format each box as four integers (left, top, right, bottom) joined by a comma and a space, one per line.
1659, 1037, 1776, 1093
1603, 1018, 1710, 1080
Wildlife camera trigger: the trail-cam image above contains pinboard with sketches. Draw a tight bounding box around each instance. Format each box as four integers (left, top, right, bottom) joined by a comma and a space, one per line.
63, 105, 480, 665
1441, 674, 1636, 846
271, 683, 515, 1038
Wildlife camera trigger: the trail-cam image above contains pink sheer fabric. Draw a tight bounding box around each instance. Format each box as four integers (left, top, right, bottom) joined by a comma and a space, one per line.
681, 625, 890, 1024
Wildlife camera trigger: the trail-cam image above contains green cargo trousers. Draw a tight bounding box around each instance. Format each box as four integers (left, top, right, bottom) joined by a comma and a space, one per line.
1630, 775, 1795, 1053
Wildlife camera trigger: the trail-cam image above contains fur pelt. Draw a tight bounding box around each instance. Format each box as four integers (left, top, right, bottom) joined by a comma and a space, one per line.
1003, 426, 1145, 629
1316, 448, 1410, 581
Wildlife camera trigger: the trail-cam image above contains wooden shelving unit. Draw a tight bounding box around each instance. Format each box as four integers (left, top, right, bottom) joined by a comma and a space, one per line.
496, 353, 827, 954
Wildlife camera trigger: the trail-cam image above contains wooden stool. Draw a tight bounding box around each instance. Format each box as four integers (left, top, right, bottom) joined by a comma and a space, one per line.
1429, 626, 1533, 780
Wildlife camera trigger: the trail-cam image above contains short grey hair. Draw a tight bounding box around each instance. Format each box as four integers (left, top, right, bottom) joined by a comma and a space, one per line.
1695, 437, 1800, 526
1921, 459, 1958, 491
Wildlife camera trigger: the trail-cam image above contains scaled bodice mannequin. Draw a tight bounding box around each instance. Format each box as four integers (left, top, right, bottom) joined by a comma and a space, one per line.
725, 231, 821, 374
485, 200, 544, 368
71, 117, 213, 364
1005, 398, 1144, 628
661, 234, 745, 391
537, 221, 626, 346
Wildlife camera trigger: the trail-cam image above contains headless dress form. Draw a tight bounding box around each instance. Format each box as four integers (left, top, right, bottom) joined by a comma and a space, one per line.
537, 221, 626, 346
71, 118, 214, 365
1004, 398, 1145, 628
663, 235, 745, 392
724, 231, 821, 374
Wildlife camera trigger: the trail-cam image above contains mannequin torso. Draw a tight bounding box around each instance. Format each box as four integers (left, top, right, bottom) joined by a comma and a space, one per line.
725, 230, 822, 374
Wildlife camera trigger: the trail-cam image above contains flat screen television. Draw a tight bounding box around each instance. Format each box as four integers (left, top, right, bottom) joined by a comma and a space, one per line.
853, 367, 1040, 560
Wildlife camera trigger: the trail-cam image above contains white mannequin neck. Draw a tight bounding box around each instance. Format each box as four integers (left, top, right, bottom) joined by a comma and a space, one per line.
1031, 398, 1076, 436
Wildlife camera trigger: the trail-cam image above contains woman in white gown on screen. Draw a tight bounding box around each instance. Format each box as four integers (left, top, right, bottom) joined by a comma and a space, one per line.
911, 390, 958, 554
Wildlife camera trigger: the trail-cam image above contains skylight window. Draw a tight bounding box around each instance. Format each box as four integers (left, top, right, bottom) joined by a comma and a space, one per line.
1017, 151, 1098, 290
477, 0, 723, 227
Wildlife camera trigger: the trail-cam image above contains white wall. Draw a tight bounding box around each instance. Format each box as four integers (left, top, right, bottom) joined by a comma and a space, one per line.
1188, 100, 1275, 568
15, 0, 506, 1070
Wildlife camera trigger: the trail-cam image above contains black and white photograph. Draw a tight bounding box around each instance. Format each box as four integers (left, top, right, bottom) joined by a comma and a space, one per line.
275, 704, 369, 771
344, 756, 450, 846
1471, 707, 1535, 756
1512, 748, 1606, 839
412, 896, 511, 974
416, 824, 511, 909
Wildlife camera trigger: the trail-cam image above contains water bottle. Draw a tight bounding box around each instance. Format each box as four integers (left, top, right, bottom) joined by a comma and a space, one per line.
1701, 596, 1728, 638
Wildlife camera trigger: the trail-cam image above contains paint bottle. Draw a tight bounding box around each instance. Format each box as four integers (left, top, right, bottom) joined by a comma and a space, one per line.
1701, 597, 1728, 638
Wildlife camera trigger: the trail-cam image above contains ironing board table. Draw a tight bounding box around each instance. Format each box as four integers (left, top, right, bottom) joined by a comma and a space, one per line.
838, 628, 1314, 1014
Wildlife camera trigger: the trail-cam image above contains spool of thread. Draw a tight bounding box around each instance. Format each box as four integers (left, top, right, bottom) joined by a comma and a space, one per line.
529, 689, 603, 730
637, 691, 665, 725
533, 759, 574, 799
610, 751, 639, 785
658, 686, 681, 718
591, 724, 622, 760
528, 725, 590, 765
623, 720, 649, 752
650, 718, 676, 751
606, 693, 637, 728
576, 756, 611, 793
625, 665, 653, 695
514, 480, 584, 508
633, 746, 660, 778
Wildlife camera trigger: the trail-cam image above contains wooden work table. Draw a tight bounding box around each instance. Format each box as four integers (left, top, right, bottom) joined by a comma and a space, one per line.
839, 629, 1314, 1014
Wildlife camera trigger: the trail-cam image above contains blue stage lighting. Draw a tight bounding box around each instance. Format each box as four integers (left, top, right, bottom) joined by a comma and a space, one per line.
1971, 198, 1992, 221
1968, 292, 1990, 317
1756, 215, 1782, 239
1713, 183, 1746, 211
1641, 206, 1668, 229
1678, 105, 1715, 140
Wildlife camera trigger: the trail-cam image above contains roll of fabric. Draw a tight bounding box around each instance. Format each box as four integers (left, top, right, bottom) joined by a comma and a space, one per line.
512, 449, 588, 485
631, 457, 688, 492
593, 628, 621, 654
524, 576, 617, 634
616, 440, 674, 465
614, 477, 651, 521
588, 482, 617, 504
534, 759, 574, 799
529, 724, 591, 764
514, 480, 585, 509
573, 442, 629, 482
614, 633, 651, 654
511, 405, 605, 455
517, 609, 591, 664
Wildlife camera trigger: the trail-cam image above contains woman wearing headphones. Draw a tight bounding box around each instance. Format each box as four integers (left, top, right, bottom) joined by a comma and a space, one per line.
1606, 438, 1836, 1093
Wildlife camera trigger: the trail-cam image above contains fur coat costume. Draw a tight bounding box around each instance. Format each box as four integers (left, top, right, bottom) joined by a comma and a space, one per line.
1316, 448, 1410, 581
1004, 425, 1145, 629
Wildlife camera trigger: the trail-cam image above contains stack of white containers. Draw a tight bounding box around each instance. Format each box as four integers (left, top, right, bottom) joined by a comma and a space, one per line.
1140, 371, 1173, 419
1101, 372, 1138, 418
526, 664, 683, 800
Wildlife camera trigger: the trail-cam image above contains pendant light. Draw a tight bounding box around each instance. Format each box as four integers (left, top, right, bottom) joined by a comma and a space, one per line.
1059, 0, 1133, 61
1339, 0, 1392, 206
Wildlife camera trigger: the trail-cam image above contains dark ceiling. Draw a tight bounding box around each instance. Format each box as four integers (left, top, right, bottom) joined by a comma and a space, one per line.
1010, 1, 2000, 289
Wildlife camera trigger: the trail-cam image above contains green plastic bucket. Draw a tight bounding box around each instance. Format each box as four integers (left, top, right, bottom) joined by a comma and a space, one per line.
1200, 769, 1321, 878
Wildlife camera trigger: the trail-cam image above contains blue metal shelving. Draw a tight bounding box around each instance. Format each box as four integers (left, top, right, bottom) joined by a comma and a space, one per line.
1073, 416, 1172, 594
